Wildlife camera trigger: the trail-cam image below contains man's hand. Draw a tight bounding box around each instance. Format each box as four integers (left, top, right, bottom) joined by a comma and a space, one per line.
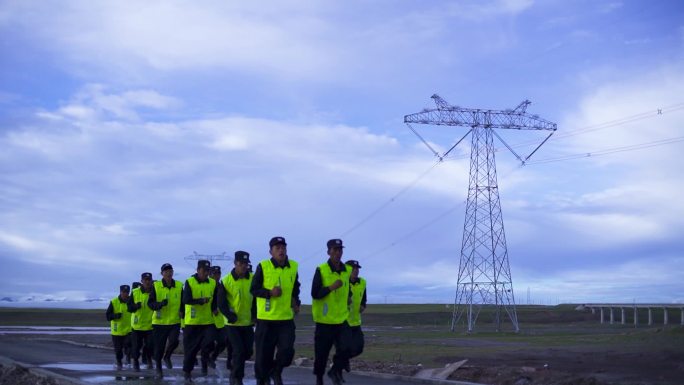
329, 279, 343, 291
360, 305, 366, 313
226, 311, 238, 324
292, 304, 300, 314
270, 286, 282, 298
212, 309, 218, 316
161, 299, 168, 307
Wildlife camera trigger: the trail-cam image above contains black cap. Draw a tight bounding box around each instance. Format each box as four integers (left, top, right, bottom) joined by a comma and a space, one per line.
327, 239, 344, 249
161, 263, 173, 272
141, 272, 152, 280
269, 236, 287, 247
197, 259, 211, 270
132, 282, 141, 289
345, 260, 361, 269
211, 265, 221, 274
235, 250, 250, 263
120, 285, 130, 292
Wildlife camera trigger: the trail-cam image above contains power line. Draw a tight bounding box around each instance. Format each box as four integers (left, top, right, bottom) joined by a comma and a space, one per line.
301, 159, 443, 262
526, 135, 684, 165
356, 132, 684, 262
443, 103, 684, 162
303, 102, 682, 263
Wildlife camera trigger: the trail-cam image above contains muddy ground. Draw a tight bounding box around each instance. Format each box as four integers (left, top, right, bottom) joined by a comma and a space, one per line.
2, 305, 683, 385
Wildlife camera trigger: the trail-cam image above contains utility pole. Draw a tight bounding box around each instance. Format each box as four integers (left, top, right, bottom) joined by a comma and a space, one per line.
404, 95, 556, 333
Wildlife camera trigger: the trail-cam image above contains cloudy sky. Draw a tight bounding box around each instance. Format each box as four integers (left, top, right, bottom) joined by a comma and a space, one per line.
1, 0, 683, 308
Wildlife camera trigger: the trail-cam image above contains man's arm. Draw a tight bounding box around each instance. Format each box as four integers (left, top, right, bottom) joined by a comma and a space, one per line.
210, 281, 218, 313
106, 301, 120, 321
361, 287, 367, 310
183, 280, 206, 305
216, 282, 238, 323
126, 294, 140, 313
147, 286, 166, 310
250, 264, 271, 298
179, 284, 185, 319
292, 272, 301, 306
311, 267, 332, 299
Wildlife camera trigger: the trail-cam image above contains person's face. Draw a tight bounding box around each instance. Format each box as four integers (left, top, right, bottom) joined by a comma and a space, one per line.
120, 290, 130, 301
234, 260, 248, 276
270, 244, 287, 262
350, 266, 360, 280
197, 267, 209, 280
162, 269, 173, 280
327, 247, 343, 263
141, 277, 152, 289
211, 270, 221, 280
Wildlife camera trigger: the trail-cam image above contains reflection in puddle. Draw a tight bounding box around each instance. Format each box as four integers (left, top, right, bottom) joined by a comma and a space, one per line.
41, 363, 115, 371
1, 326, 110, 335
81, 375, 257, 384
40, 362, 260, 384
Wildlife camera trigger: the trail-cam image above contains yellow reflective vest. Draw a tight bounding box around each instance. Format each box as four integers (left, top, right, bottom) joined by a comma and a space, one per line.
348, 277, 366, 327
312, 262, 350, 324
131, 287, 153, 331
184, 276, 216, 326
256, 259, 298, 321
110, 296, 131, 336
221, 272, 254, 326
152, 279, 183, 325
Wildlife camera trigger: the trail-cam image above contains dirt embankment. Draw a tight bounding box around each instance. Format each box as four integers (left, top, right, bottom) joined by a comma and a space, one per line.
0, 363, 64, 385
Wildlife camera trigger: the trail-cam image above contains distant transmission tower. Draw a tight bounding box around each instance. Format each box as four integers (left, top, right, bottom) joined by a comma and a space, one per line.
404, 95, 557, 333
185, 251, 231, 267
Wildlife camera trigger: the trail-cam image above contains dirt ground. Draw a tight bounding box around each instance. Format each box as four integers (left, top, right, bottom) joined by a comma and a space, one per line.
0, 363, 62, 385
2, 306, 683, 385
347, 339, 684, 385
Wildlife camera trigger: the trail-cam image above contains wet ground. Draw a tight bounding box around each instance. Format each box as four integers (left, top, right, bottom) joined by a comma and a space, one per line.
0, 332, 471, 385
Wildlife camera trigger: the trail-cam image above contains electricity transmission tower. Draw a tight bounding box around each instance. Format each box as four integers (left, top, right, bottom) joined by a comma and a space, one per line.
185, 251, 231, 267
404, 95, 557, 333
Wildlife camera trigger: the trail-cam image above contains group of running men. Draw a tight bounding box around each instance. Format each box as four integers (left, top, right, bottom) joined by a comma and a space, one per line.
105, 236, 367, 385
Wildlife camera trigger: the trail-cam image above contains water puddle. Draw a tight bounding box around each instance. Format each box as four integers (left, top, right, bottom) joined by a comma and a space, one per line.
41, 363, 115, 371
0, 326, 109, 335
81, 375, 258, 384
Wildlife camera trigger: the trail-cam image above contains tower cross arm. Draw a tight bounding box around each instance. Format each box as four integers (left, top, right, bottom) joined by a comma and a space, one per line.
404, 105, 557, 132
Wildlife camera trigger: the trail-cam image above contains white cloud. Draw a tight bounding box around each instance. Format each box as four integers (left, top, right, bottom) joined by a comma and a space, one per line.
516, 256, 684, 303
0, 231, 42, 251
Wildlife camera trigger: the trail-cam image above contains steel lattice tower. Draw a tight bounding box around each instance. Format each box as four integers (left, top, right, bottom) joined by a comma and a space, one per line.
185, 251, 231, 266
404, 95, 557, 333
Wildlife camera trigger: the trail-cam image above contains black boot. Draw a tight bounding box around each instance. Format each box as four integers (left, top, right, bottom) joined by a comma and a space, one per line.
183, 371, 193, 383
164, 355, 173, 369
133, 359, 140, 372
271, 370, 283, 385
327, 368, 342, 385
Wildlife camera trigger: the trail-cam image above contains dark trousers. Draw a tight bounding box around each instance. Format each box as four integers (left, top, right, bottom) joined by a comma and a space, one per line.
211, 326, 232, 365
152, 324, 180, 367
112, 334, 130, 364
131, 329, 153, 363
254, 319, 295, 381
349, 325, 365, 358
182, 324, 217, 373
313, 322, 351, 376
227, 325, 255, 379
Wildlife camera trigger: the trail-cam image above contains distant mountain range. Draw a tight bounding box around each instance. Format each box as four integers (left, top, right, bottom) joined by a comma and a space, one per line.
0, 295, 108, 308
